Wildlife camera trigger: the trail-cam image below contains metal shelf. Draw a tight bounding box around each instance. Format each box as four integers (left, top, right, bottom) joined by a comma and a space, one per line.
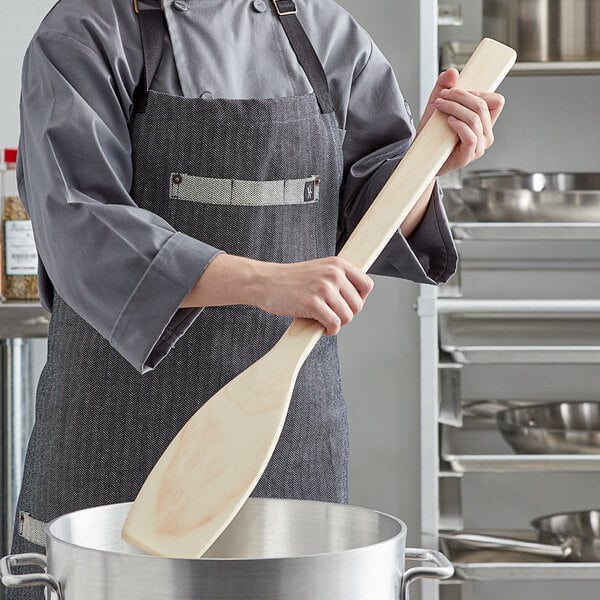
510, 61, 600, 77
451, 222, 600, 242
0, 302, 48, 338
440, 531, 600, 581
442, 347, 600, 365
441, 41, 600, 76
438, 299, 600, 364
451, 561, 600, 582
441, 423, 600, 473
437, 299, 600, 314
442, 454, 600, 474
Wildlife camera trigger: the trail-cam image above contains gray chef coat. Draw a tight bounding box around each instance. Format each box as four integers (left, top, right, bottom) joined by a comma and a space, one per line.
17, 0, 457, 373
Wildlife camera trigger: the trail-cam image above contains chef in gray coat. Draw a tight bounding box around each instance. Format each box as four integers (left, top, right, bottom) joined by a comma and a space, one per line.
8, 0, 503, 595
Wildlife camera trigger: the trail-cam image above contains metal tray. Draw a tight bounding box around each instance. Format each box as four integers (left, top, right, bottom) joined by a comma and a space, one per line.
441, 424, 600, 473
440, 530, 600, 581
439, 300, 600, 364
442, 453, 600, 474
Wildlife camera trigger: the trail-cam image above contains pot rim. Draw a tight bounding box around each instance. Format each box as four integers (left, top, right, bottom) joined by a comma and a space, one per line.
46, 498, 408, 563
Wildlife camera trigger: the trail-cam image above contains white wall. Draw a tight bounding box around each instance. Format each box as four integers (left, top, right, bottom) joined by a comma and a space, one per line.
0, 0, 53, 148
334, 0, 425, 546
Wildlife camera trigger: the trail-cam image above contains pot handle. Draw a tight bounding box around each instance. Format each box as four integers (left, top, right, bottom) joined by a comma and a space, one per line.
462, 399, 514, 420
400, 547, 454, 600
441, 532, 570, 559
0, 553, 63, 599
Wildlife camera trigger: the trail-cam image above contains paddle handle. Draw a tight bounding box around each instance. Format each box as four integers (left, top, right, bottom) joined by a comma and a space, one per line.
337, 37, 517, 272
281, 39, 517, 353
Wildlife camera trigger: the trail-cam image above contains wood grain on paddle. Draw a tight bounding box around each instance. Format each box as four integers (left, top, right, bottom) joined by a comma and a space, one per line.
122, 38, 517, 558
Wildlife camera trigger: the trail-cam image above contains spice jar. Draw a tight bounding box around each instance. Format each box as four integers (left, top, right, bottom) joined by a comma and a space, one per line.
1, 148, 39, 300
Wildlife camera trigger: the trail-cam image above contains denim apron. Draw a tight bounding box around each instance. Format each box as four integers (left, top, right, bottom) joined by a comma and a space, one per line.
9, 3, 346, 597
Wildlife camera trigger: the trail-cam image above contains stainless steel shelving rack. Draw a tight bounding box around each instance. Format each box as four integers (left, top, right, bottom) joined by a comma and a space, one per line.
418, 212, 600, 600
417, 2, 600, 594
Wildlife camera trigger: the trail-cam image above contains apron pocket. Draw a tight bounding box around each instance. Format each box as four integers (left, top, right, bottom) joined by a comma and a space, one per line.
170, 173, 320, 206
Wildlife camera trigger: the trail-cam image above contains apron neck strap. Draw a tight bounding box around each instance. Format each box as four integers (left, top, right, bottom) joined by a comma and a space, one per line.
272, 0, 334, 114
133, 0, 334, 115
133, 0, 165, 114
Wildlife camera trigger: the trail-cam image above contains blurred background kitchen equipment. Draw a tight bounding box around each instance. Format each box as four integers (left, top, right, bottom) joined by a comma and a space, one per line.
443, 508, 600, 562
445, 171, 600, 222
497, 401, 600, 454
465, 401, 600, 454
483, 0, 600, 62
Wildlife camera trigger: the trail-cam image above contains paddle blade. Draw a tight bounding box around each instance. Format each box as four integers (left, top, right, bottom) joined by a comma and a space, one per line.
122, 318, 323, 558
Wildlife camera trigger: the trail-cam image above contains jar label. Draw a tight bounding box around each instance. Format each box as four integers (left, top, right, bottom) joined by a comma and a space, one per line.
4, 220, 38, 276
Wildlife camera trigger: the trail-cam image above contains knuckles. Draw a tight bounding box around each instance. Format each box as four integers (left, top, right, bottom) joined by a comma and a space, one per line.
339, 312, 353, 326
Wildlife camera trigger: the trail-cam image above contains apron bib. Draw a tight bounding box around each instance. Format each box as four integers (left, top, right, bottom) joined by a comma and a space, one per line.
9, 4, 346, 597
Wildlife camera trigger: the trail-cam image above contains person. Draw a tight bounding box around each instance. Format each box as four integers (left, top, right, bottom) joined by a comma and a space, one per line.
8, 0, 504, 595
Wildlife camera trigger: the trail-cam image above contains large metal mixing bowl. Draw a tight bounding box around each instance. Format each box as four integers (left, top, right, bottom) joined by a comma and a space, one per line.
0, 499, 453, 600
456, 171, 600, 222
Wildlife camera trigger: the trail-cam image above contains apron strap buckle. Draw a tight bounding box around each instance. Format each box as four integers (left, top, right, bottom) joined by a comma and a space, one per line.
133, 0, 164, 14
272, 0, 297, 16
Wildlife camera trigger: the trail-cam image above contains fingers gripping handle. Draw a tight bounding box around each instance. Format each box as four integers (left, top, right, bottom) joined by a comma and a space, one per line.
337, 38, 517, 273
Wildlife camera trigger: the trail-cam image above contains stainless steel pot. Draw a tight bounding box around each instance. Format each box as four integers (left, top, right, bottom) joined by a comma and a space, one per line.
0, 499, 453, 600
456, 170, 600, 222
483, 0, 600, 62
443, 509, 600, 562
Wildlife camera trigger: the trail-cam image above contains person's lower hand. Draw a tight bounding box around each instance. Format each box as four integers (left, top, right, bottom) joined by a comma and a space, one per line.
182, 254, 373, 334
416, 68, 505, 175
252, 257, 374, 336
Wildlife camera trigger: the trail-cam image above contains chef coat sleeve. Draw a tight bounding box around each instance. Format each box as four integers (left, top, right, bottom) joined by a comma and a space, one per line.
337, 41, 457, 284
18, 31, 223, 374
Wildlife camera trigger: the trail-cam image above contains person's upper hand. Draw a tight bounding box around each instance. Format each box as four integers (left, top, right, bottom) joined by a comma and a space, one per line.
416, 68, 505, 176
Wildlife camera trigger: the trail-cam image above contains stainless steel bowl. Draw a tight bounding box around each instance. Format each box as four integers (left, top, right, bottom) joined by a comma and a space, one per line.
458, 171, 600, 222
497, 401, 600, 454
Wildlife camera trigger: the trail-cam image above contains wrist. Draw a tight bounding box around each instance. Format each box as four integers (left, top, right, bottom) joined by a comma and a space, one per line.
182, 253, 269, 308
244, 259, 277, 309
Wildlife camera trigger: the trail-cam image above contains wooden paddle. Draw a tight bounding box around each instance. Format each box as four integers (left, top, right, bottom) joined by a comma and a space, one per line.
122, 38, 517, 558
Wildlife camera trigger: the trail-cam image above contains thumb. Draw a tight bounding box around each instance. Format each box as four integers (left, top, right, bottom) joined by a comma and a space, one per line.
417, 69, 460, 136
428, 68, 459, 104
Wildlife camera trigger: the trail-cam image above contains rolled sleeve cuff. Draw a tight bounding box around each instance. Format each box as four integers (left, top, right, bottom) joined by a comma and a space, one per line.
370, 185, 458, 284
110, 232, 223, 373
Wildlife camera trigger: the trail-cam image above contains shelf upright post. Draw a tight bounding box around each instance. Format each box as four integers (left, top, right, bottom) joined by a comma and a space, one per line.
419, 1, 442, 598
419, 283, 442, 600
